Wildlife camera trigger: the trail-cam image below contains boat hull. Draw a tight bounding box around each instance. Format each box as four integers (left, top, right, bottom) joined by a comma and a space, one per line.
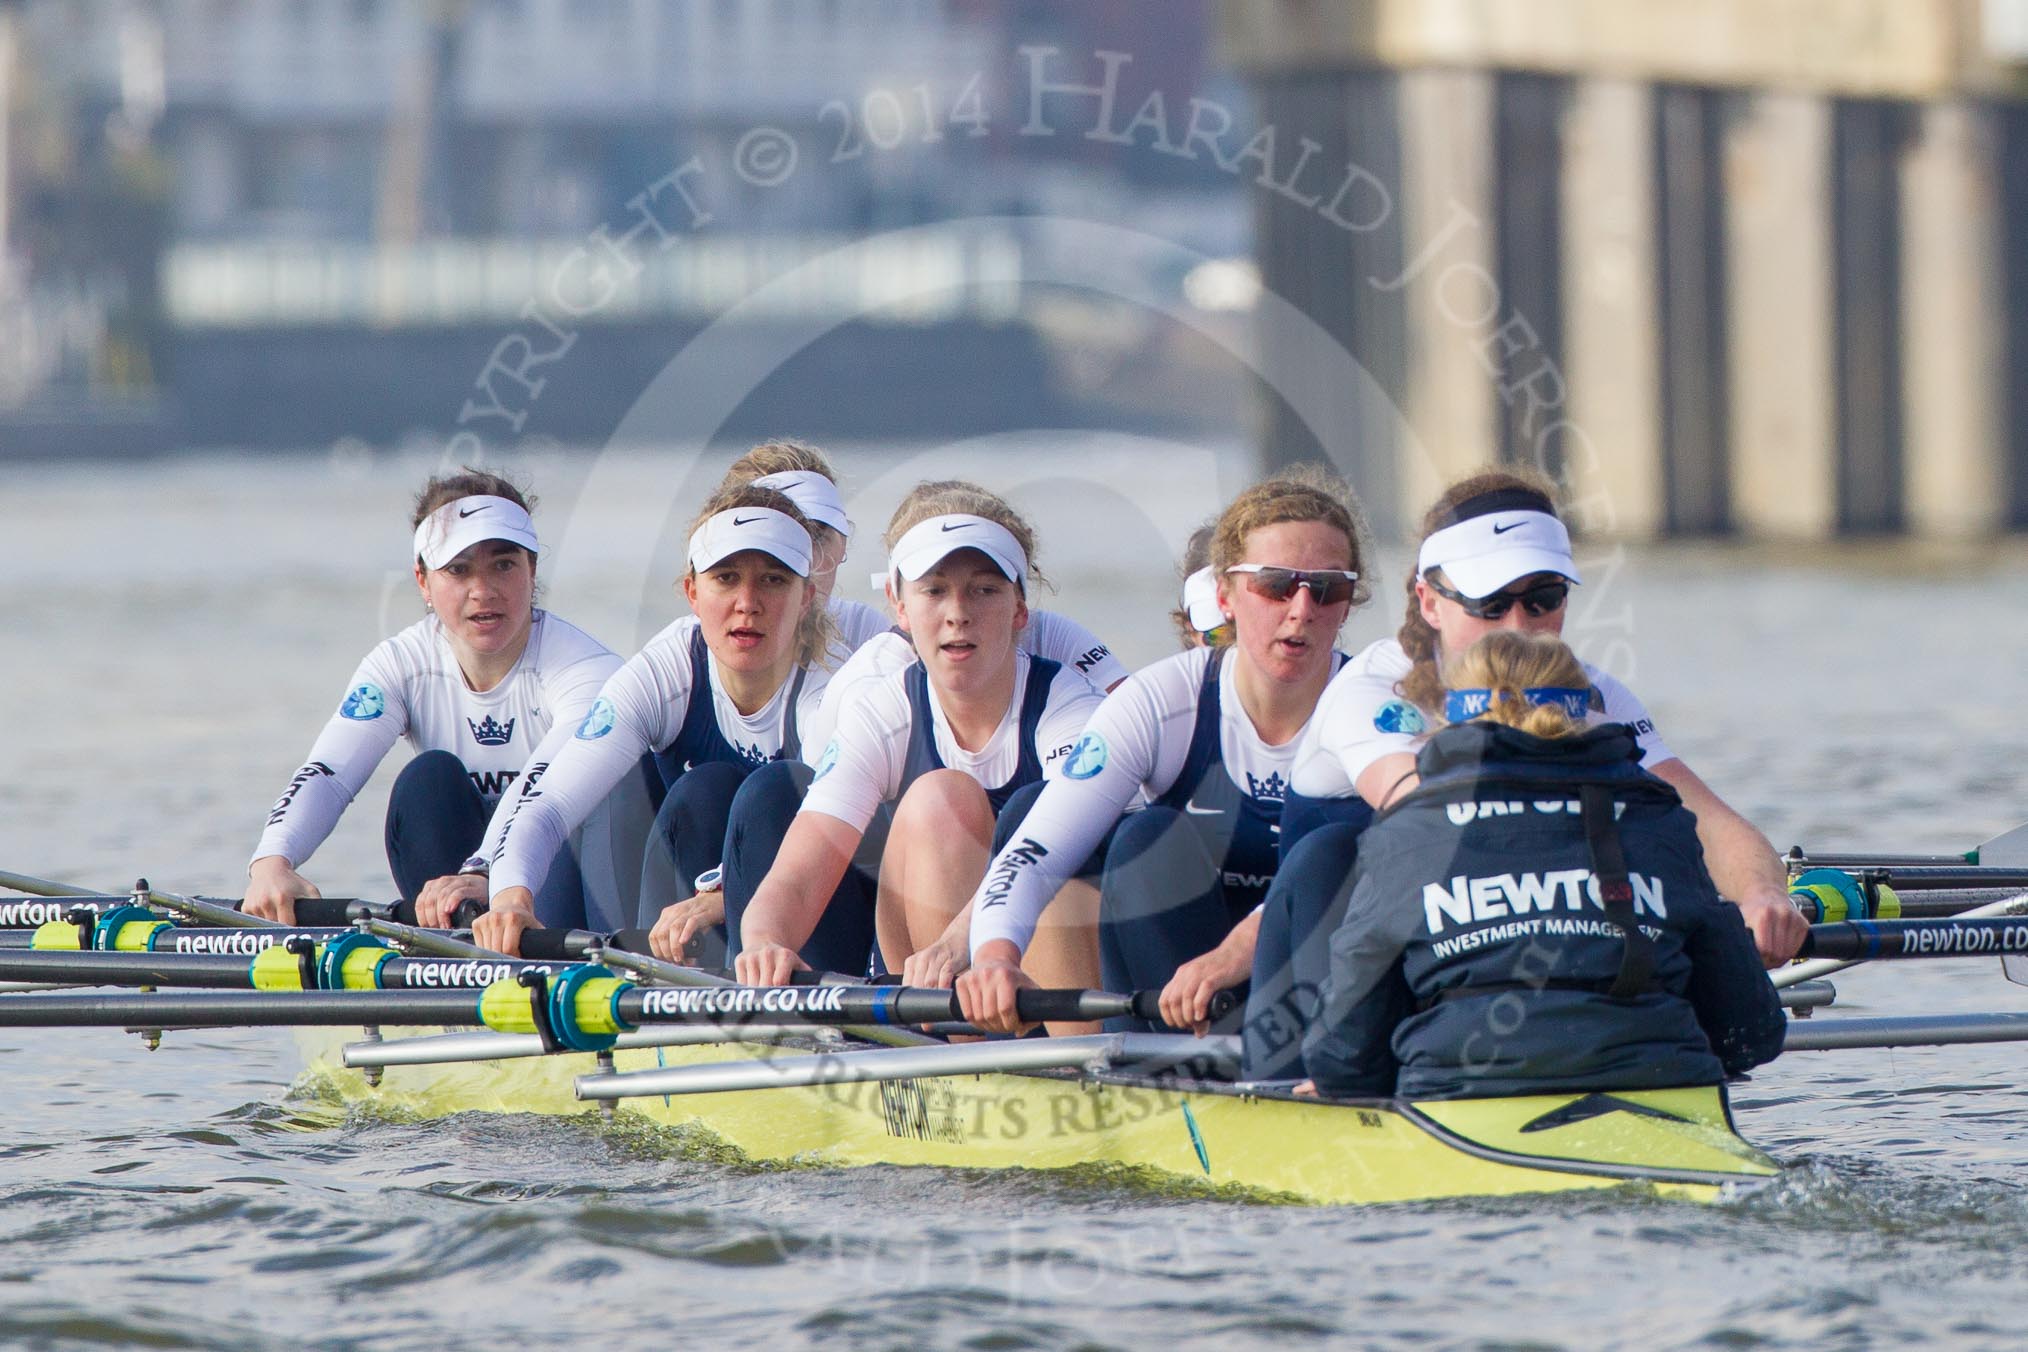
298, 1033, 1779, 1206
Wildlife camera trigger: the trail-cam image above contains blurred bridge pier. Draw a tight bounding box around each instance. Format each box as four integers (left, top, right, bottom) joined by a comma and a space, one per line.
1222, 0, 2028, 541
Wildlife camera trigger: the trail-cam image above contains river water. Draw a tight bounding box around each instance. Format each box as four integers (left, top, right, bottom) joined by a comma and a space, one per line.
4, 443, 2028, 1350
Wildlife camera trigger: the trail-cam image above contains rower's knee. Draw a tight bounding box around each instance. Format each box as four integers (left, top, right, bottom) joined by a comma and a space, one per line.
891, 769, 993, 847
391, 748, 476, 806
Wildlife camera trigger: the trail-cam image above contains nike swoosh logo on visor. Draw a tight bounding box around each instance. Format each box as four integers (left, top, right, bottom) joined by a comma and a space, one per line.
733, 515, 762, 526
940, 523, 967, 532
458, 507, 485, 518
1491, 521, 1523, 534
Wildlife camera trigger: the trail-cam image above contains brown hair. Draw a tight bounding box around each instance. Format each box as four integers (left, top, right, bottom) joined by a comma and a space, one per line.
883, 480, 1049, 591
1170, 520, 1219, 649
1397, 465, 1562, 714
412, 469, 533, 533
1442, 631, 1590, 739
686, 482, 838, 669
1206, 463, 1372, 622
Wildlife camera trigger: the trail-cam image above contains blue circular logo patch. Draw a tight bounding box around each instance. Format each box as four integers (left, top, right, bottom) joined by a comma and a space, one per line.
1064, 730, 1108, 780
340, 684, 385, 721
1374, 699, 1426, 736
575, 697, 617, 740
812, 739, 840, 781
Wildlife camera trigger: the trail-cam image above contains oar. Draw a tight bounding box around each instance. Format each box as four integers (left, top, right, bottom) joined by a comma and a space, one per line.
1785, 888, 2028, 923
1783, 819, 2028, 872
1796, 917, 2028, 961
1783, 1013, 2028, 1051
574, 1030, 1246, 1100
0, 948, 558, 991
1775, 894, 2028, 988
342, 1023, 831, 1069
576, 1034, 1129, 1100
0, 871, 263, 929
0, 981, 1174, 1034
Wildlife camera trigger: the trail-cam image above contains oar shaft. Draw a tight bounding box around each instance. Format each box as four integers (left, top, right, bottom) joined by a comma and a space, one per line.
610, 984, 1156, 1027
1783, 1013, 2028, 1051
1799, 917, 2028, 961
0, 990, 480, 1027
0, 897, 128, 928
1774, 892, 2028, 988
1842, 867, 2028, 891
1789, 888, 2026, 922
575, 1035, 1125, 1100
1788, 852, 1971, 869
0, 949, 560, 990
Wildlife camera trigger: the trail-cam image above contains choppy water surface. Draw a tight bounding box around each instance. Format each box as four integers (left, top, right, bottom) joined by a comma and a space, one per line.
6, 445, 2028, 1350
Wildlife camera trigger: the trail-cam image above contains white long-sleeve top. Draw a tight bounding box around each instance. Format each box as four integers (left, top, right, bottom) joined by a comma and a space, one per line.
967, 647, 1324, 957
486, 616, 839, 896
251, 610, 618, 871
801, 651, 1103, 835
802, 609, 1126, 752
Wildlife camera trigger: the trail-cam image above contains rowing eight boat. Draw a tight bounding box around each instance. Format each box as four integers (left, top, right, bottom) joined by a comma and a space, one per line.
298, 1029, 1780, 1205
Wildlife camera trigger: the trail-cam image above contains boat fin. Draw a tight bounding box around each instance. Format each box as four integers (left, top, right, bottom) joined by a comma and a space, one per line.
1517, 1092, 1689, 1134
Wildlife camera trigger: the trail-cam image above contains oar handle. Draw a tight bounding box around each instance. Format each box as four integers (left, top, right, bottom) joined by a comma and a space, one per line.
517, 927, 651, 962
285, 897, 485, 930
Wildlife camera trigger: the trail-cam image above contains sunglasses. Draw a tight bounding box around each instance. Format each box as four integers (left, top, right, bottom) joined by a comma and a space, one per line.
1425, 574, 1570, 620
1224, 565, 1360, 607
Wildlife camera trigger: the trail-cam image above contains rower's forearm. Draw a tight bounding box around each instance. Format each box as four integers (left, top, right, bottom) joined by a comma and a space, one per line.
1697, 810, 1788, 904
1223, 908, 1263, 961
739, 885, 820, 952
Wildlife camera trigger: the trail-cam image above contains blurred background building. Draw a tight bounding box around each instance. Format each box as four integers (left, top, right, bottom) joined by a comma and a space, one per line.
7, 0, 2028, 543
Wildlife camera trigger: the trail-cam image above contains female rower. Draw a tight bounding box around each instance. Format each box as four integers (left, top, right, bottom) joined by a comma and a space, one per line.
714, 438, 890, 655
634, 442, 879, 948
798, 507, 1128, 758
1171, 523, 1226, 650
957, 468, 1369, 1035
244, 471, 621, 927
725, 483, 1105, 993
472, 483, 833, 956
1297, 630, 1785, 1097
1243, 469, 1806, 1075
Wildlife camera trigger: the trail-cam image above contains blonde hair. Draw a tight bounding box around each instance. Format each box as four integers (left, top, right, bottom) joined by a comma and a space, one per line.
1170, 519, 1219, 649
720, 439, 845, 551
685, 482, 838, 669
1442, 631, 1590, 739
1206, 463, 1372, 612
1397, 465, 1563, 715
883, 480, 1049, 591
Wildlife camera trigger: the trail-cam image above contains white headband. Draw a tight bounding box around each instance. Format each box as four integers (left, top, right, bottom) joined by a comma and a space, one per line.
413, 496, 539, 570
687, 506, 812, 577
888, 514, 1028, 586
1416, 509, 1579, 599
752, 470, 851, 537
1181, 566, 1224, 632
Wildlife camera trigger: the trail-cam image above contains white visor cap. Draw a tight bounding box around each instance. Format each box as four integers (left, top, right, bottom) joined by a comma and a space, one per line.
751, 470, 851, 538
1181, 566, 1224, 631
414, 496, 540, 570
1416, 509, 1580, 599
687, 506, 812, 577
889, 514, 1028, 586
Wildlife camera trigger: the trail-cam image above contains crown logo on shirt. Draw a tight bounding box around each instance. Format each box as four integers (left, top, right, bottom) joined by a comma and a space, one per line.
468, 715, 515, 747
1247, 771, 1287, 802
